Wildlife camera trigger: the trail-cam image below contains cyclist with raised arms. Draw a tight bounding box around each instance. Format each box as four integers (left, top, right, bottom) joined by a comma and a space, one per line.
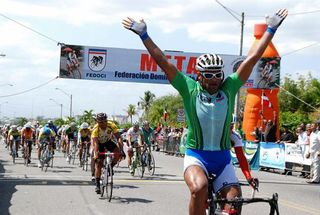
123, 9, 287, 215
92, 113, 125, 194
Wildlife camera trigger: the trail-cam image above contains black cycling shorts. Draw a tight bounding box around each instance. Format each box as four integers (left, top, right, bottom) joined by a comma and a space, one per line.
98, 140, 118, 153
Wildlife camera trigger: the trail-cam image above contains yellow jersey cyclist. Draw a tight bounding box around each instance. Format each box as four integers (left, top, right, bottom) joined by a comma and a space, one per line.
77, 122, 91, 167
8, 125, 21, 157
37, 125, 55, 168
126, 121, 145, 175
123, 8, 287, 215
92, 113, 125, 194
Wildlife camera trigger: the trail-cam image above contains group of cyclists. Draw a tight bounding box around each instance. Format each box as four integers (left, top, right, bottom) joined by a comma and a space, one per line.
0, 113, 157, 195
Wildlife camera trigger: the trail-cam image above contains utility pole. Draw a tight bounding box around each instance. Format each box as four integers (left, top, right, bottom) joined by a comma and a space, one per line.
234, 12, 245, 123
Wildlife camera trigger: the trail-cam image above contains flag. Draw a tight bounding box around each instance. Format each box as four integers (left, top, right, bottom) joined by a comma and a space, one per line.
261, 92, 272, 108
163, 109, 168, 121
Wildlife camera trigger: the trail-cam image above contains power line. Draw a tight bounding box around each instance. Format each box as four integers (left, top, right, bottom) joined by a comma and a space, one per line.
215, 0, 241, 22
274, 83, 318, 111
0, 76, 58, 98
281, 42, 320, 57
0, 12, 60, 45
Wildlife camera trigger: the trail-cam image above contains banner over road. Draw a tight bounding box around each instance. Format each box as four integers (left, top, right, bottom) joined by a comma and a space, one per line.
59, 44, 280, 88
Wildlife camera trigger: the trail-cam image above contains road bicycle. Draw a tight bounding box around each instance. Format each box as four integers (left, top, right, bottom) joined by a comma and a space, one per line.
131, 145, 145, 178
81, 140, 90, 171
11, 137, 20, 164
99, 151, 114, 202
23, 138, 33, 166
141, 144, 156, 176
206, 174, 279, 215
68, 140, 77, 165
40, 141, 53, 172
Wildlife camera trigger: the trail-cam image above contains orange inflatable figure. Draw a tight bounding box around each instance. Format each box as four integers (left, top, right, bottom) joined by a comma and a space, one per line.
242, 24, 280, 141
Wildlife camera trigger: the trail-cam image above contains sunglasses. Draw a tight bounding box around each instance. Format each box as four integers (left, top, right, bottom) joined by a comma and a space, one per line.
201, 71, 223, 79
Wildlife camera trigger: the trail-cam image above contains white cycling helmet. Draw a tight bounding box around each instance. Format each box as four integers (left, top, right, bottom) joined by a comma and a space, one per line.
25, 123, 32, 128
133, 121, 140, 127
196, 53, 224, 72
80, 122, 89, 129
11, 125, 17, 130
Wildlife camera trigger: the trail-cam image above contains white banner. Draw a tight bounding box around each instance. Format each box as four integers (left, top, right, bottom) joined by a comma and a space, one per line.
59, 44, 279, 88
285, 143, 311, 166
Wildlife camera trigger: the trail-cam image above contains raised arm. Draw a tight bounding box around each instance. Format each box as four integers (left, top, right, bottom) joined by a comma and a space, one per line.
237, 9, 288, 83
122, 18, 178, 82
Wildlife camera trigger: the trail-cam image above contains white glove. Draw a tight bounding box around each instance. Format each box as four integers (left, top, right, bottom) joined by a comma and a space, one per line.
266, 9, 288, 32
122, 17, 149, 40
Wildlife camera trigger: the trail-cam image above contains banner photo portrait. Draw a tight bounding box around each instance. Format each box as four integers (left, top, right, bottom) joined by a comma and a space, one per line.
59, 44, 280, 88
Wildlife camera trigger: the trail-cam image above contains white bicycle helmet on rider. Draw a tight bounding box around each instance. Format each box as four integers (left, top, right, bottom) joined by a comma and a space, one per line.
25, 122, 32, 128
133, 121, 140, 127
196, 54, 224, 80
11, 125, 17, 130
80, 122, 89, 129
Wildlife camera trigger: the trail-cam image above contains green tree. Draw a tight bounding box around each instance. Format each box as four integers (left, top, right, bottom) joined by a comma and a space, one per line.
138, 90, 155, 120
79, 109, 95, 126
125, 104, 137, 124
148, 94, 186, 128
15, 117, 28, 127
54, 118, 65, 127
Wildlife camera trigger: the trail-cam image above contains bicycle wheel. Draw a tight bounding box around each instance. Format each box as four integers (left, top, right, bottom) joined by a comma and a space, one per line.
72, 145, 76, 165
130, 156, 136, 176
106, 164, 113, 202
12, 141, 16, 164
136, 155, 144, 179
50, 155, 54, 168
147, 153, 155, 176
100, 167, 107, 198
24, 145, 29, 166
72, 68, 81, 79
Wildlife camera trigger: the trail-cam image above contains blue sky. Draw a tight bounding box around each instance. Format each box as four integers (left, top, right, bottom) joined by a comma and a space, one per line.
0, 0, 319, 120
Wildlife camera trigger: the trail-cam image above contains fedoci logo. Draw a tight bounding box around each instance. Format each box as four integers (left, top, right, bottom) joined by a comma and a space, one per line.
88, 49, 107, 72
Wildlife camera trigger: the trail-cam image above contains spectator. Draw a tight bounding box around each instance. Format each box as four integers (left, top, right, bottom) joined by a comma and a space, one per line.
264, 111, 277, 142
251, 126, 264, 143
278, 124, 295, 143
306, 123, 320, 184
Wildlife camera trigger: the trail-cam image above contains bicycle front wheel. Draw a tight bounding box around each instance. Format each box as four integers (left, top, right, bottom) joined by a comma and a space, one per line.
147, 153, 155, 176
106, 164, 113, 202
100, 168, 107, 198
136, 158, 144, 179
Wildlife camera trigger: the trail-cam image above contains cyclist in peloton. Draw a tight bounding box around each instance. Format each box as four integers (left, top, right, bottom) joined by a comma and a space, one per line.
77, 122, 91, 167
123, 8, 287, 214
126, 121, 145, 175
63, 122, 78, 163
21, 123, 35, 164
92, 113, 125, 194
37, 125, 55, 168
7, 125, 20, 157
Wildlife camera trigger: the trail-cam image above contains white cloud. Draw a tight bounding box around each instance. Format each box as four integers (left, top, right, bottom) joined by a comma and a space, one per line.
0, 0, 319, 118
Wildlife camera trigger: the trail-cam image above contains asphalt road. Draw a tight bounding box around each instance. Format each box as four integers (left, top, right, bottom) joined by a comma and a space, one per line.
0, 141, 319, 215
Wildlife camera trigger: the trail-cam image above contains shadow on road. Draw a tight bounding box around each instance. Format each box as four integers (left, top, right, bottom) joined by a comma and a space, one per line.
110, 196, 153, 204
0, 159, 16, 215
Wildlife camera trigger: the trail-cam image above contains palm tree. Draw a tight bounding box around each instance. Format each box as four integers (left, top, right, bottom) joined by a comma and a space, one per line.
125, 104, 137, 124
139, 91, 155, 119
80, 109, 95, 125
